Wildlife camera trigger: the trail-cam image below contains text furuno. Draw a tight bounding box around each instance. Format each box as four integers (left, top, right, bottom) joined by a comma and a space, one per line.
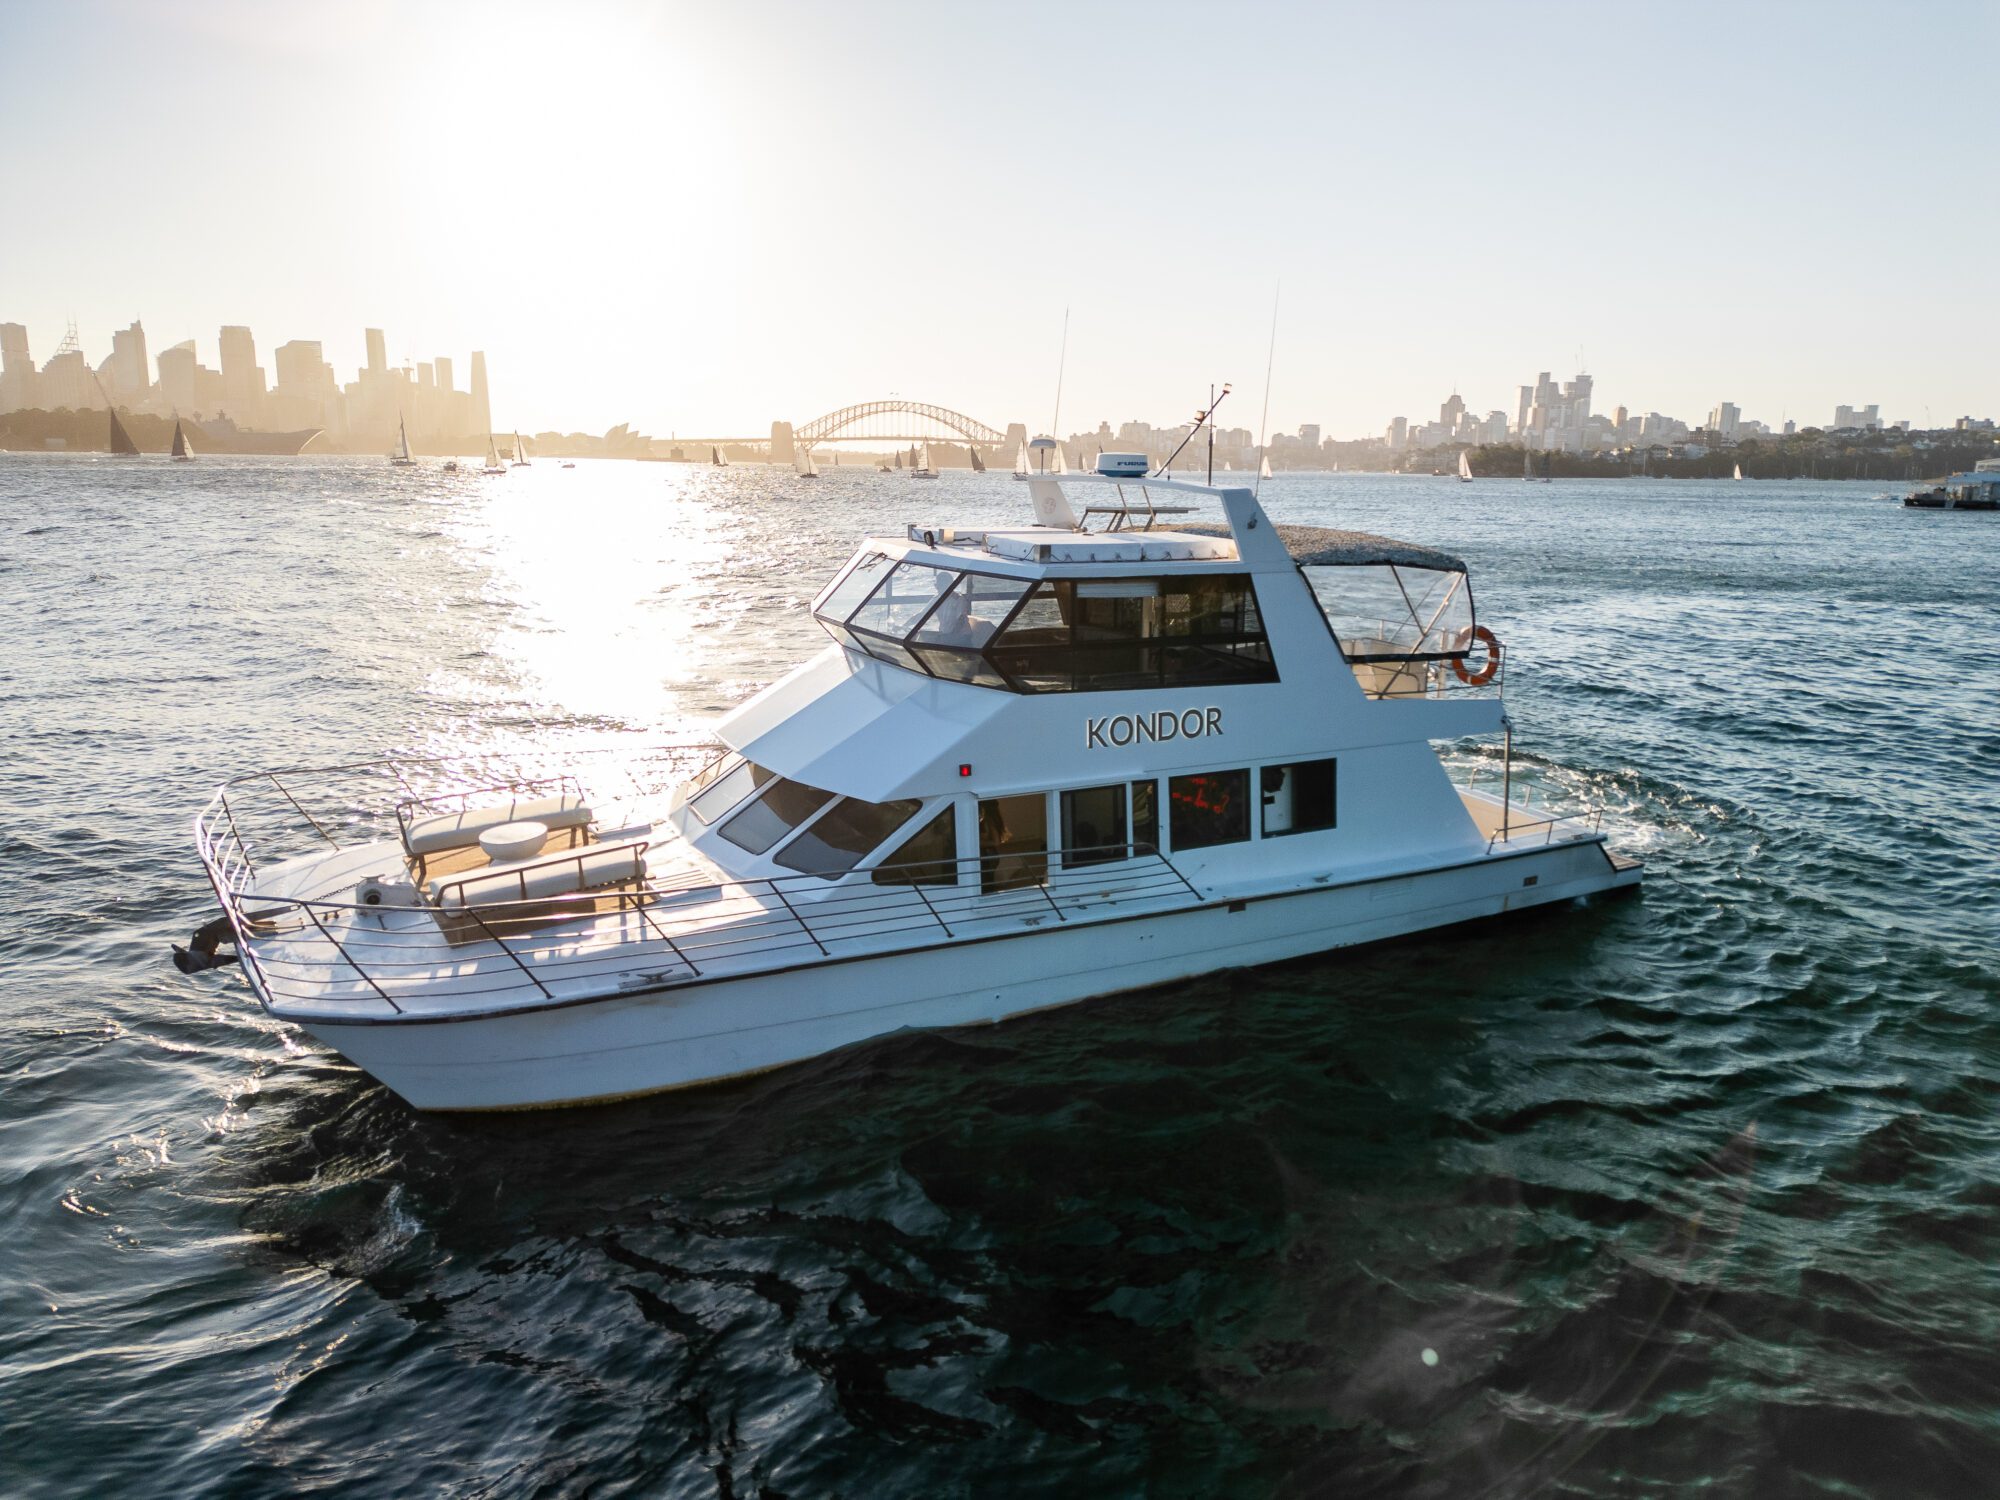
1085, 707, 1223, 749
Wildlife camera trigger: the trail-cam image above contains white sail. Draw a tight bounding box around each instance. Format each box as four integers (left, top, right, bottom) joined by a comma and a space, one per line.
486, 433, 501, 468
513, 430, 531, 466
1052, 445, 1068, 475
391, 415, 411, 462
796, 445, 818, 477
1458, 449, 1474, 481
1733, 463, 1743, 481
1013, 444, 1029, 477
1259, 454, 1273, 481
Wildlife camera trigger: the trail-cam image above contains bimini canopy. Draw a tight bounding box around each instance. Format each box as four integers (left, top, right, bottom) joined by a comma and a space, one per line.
1187, 523, 1477, 676
1181, 522, 1466, 573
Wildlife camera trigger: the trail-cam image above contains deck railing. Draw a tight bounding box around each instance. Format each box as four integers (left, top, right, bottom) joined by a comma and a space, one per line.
208, 842, 1205, 1017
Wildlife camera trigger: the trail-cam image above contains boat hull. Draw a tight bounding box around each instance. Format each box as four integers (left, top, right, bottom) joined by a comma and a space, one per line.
295, 840, 1636, 1111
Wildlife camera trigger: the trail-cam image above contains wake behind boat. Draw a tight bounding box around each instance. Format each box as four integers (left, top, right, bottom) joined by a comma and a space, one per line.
176, 460, 1640, 1110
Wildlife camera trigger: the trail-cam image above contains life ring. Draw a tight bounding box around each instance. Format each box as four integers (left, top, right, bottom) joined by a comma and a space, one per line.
1451, 625, 1501, 685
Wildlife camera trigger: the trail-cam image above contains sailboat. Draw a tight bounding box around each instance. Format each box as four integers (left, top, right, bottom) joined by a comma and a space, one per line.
910, 441, 937, 478
1051, 445, 1067, 475
1457, 449, 1474, 483
482, 434, 505, 474
511, 431, 532, 468
894, 450, 904, 470
1012, 443, 1030, 481
1259, 453, 1274, 482
1733, 462, 1744, 481
107, 406, 140, 457
170, 418, 194, 461
390, 414, 415, 466
968, 446, 985, 473
795, 445, 819, 479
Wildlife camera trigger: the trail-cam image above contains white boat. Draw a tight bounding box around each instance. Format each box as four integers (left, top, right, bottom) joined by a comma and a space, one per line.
1733, 463, 1743, 481
390, 415, 415, 466
1259, 454, 1273, 481
910, 442, 937, 479
512, 430, 532, 468
796, 445, 819, 479
177, 468, 1641, 1110
1012, 444, 1030, 481
712, 445, 728, 467
1458, 450, 1474, 483
482, 433, 505, 474
170, 418, 194, 461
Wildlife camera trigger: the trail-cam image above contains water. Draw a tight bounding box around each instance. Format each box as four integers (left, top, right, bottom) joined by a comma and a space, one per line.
2, 455, 1996, 1497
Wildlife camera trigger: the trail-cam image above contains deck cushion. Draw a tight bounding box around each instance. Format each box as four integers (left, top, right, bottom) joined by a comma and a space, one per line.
430, 840, 647, 910
405, 794, 593, 856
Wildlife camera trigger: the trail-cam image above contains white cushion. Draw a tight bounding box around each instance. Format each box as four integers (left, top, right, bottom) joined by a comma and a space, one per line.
405, 794, 592, 856
432, 841, 646, 910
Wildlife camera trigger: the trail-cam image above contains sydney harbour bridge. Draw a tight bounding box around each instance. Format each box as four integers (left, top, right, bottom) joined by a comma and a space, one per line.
674, 398, 1033, 465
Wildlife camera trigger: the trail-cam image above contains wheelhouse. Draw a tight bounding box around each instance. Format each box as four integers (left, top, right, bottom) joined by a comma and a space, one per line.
812, 552, 1278, 693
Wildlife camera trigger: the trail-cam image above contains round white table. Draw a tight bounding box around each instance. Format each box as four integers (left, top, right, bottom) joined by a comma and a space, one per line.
479, 820, 549, 864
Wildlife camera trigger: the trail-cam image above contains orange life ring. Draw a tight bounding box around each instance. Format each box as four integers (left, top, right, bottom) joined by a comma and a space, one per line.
1451, 625, 1501, 685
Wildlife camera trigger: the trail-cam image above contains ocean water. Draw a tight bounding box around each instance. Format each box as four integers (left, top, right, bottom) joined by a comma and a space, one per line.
1, 454, 1996, 1498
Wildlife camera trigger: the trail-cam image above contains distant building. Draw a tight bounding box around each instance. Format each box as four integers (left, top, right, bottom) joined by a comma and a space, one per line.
157, 339, 199, 413
218, 325, 265, 417
470, 351, 492, 436
0, 323, 36, 412
108, 320, 148, 400
1832, 403, 1880, 431
365, 327, 387, 376
1708, 401, 1740, 439
1385, 416, 1408, 451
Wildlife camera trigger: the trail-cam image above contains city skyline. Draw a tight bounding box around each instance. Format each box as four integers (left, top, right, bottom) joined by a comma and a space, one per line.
2, 1, 1995, 439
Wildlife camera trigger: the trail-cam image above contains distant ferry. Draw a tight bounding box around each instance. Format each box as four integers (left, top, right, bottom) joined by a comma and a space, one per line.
176, 457, 1641, 1110
1904, 460, 2000, 509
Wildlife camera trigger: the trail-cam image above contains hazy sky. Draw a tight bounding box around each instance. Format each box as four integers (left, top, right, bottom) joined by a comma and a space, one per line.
2, 0, 1994, 438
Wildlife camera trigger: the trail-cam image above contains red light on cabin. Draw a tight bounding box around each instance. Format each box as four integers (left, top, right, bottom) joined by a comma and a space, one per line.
959, 764, 972, 777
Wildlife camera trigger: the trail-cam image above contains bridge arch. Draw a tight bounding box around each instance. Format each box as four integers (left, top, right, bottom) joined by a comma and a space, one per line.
795, 399, 1008, 448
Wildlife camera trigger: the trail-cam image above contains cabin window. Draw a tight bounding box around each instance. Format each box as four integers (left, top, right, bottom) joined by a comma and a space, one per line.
687, 758, 775, 824
1261, 760, 1337, 837
978, 794, 1048, 893
871, 806, 959, 887
811, 557, 1275, 694
1060, 784, 1129, 868
773, 795, 923, 877
717, 777, 836, 855
813, 552, 897, 651
986, 575, 1277, 692
850, 564, 959, 638
1168, 770, 1250, 851
1132, 779, 1159, 853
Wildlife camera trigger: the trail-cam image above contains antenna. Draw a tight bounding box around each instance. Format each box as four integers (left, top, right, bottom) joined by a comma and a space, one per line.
1254, 283, 1280, 496
1050, 305, 1070, 437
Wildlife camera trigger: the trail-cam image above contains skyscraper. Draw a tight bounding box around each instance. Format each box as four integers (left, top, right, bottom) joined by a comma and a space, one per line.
469, 350, 491, 435
0, 323, 36, 413
365, 327, 387, 376
109, 320, 148, 399
435, 356, 454, 395
157, 340, 198, 413
219, 325, 264, 415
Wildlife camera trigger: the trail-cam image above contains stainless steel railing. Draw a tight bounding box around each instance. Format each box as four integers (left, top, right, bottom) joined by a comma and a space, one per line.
208, 842, 1205, 1017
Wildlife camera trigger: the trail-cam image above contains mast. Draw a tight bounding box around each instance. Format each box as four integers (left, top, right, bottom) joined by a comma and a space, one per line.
107, 406, 140, 456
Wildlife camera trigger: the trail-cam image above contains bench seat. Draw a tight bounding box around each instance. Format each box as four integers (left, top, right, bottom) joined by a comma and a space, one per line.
429, 840, 648, 911
405, 794, 593, 858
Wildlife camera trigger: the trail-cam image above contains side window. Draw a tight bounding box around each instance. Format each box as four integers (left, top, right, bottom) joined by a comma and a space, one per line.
1261, 760, 1337, 837
872, 806, 959, 887
717, 778, 835, 855
978, 794, 1048, 893
1132, 779, 1159, 854
774, 796, 922, 877
1060, 784, 1128, 868
687, 758, 773, 824
1168, 770, 1250, 851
